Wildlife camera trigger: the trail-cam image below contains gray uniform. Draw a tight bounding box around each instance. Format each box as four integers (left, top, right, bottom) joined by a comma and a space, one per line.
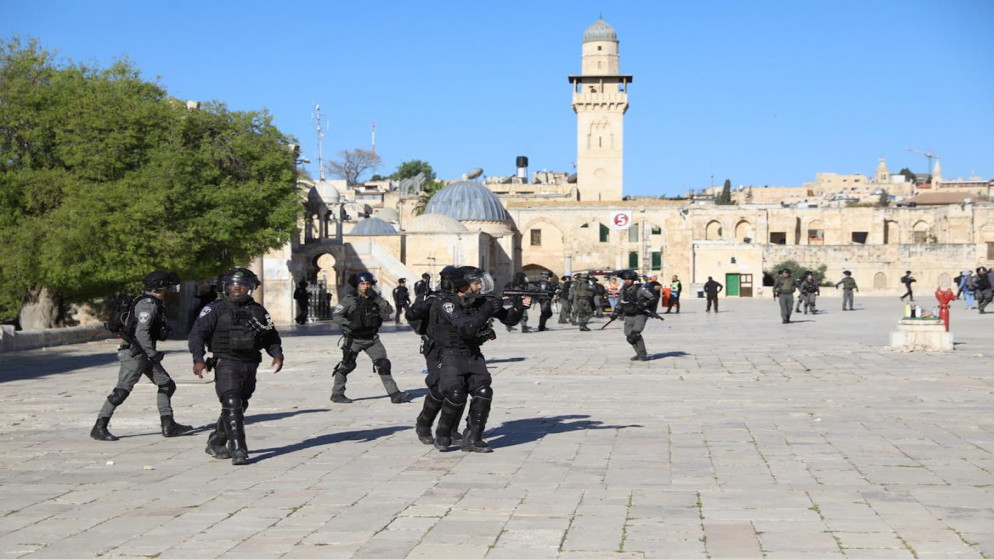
98, 296, 175, 419
617, 283, 657, 359
331, 291, 401, 399
773, 275, 797, 323
836, 276, 858, 310
571, 279, 595, 330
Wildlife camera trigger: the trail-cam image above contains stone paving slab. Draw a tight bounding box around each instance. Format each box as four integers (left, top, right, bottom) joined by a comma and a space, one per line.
1, 296, 993, 558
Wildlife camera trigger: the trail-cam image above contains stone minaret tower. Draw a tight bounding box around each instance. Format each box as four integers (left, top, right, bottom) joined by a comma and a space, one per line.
569, 17, 632, 201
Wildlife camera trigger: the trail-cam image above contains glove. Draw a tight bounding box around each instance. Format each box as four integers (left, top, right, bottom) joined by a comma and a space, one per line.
610, 309, 621, 319
150, 352, 165, 363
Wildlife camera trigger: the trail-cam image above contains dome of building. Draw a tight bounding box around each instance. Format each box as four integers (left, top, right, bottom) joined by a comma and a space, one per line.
348, 217, 397, 235
583, 17, 617, 43
373, 207, 400, 223
425, 180, 510, 222
307, 180, 341, 207
403, 213, 469, 234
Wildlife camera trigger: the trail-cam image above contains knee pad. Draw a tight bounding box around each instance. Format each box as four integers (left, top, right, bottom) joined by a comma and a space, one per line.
444, 387, 468, 406
373, 358, 392, 376
107, 388, 130, 406
334, 360, 357, 376
157, 380, 177, 398
626, 333, 642, 345
428, 387, 444, 402
470, 385, 493, 400
220, 391, 243, 410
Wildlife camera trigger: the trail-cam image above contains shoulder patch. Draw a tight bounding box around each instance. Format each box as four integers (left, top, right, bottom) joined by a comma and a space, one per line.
334, 305, 344, 313
137, 311, 152, 324
198, 306, 212, 319
443, 302, 455, 314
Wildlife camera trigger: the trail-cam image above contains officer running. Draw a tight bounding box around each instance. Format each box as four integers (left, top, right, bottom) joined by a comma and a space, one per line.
611, 269, 658, 361
330, 272, 411, 404
557, 275, 573, 324
428, 266, 530, 452
91, 270, 193, 442
503, 271, 532, 333
188, 268, 284, 466
410, 266, 460, 446
392, 278, 411, 325
534, 271, 556, 331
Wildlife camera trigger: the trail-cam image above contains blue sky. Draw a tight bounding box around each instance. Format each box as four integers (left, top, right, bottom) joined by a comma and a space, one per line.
3, 1, 992, 196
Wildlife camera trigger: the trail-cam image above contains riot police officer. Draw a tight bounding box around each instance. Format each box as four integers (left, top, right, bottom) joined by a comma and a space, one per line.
410, 266, 459, 446
571, 272, 596, 331
429, 267, 530, 452
92, 270, 192, 441
612, 269, 657, 361
503, 271, 531, 332
188, 268, 284, 466
330, 272, 411, 404
773, 269, 797, 324
535, 271, 556, 331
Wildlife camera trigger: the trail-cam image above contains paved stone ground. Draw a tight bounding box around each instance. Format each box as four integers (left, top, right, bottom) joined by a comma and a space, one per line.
1, 295, 992, 558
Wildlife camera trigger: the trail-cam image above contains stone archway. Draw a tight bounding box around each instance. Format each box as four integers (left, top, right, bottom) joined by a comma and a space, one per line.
705, 220, 722, 240
874, 272, 888, 290
735, 219, 754, 243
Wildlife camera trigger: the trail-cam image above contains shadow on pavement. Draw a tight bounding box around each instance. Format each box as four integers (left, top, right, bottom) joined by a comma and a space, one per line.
251, 425, 411, 462
485, 414, 642, 449
245, 408, 328, 425
0, 351, 119, 383
487, 357, 526, 364
650, 351, 688, 359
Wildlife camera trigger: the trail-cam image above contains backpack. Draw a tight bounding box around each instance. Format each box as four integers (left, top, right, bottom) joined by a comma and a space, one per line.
105, 294, 154, 337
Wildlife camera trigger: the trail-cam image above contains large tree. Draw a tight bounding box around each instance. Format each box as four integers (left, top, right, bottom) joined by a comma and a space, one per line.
0, 39, 302, 324
390, 159, 436, 183
327, 148, 381, 186
716, 179, 733, 205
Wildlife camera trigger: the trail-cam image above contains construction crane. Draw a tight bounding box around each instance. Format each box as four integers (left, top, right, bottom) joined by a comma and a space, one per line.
907, 148, 939, 176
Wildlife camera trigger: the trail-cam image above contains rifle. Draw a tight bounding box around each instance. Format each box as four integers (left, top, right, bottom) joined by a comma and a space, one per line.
600, 308, 664, 330
116, 329, 172, 378
501, 290, 553, 299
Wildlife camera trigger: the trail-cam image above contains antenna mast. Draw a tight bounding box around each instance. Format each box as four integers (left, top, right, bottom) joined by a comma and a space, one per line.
371, 122, 377, 155
315, 104, 326, 180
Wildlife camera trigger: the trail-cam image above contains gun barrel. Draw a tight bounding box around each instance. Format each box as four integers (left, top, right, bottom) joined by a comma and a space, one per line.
501, 290, 552, 298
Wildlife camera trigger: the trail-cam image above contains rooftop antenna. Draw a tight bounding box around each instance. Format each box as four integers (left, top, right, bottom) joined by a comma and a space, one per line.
315, 104, 326, 180
371, 122, 377, 156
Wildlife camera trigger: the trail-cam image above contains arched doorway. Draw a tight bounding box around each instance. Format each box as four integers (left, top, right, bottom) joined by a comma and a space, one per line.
306, 252, 338, 320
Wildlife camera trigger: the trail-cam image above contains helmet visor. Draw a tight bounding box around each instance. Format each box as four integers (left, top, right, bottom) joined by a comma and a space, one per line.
466, 270, 495, 294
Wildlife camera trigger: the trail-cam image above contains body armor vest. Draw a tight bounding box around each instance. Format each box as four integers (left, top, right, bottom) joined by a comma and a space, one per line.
349, 295, 383, 338
126, 294, 167, 341
210, 300, 266, 354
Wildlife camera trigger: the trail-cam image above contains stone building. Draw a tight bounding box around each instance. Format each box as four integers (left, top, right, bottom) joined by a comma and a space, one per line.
250, 17, 990, 324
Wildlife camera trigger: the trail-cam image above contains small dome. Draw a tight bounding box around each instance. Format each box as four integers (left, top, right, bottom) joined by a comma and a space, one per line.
403, 213, 470, 233
425, 180, 509, 222
308, 180, 341, 207
348, 217, 397, 235
373, 207, 400, 222
583, 17, 618, 43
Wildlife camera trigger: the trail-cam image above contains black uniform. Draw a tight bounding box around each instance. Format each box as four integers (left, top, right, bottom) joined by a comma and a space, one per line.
408, 290, 446, 444
614, 279, 657, 360
392, 283, 411, 324
557, 278, 573, 324
189, 296, 283, 463
535, 274, 556, 331
503, 272, 531, 332
429, 292, 525, 452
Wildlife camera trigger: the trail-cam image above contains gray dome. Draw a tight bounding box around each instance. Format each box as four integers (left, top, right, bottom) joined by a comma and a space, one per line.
583, 17, 617, 43
425, 181, 509, 222
348, 217, 397, 235
403, 213, 469, 233
373, 207, 399, 223
307, 180, 341, 207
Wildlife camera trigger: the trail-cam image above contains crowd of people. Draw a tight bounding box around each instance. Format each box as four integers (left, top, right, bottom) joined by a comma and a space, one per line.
91, 264, 989, 464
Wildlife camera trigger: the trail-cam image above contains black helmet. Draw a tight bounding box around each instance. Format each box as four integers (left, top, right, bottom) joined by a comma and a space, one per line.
398, 278, 406, 283
439, 265, 458, 292
618, 269, 639, 281
978, 266, 988, 274
348, 271, 377, 289
561, 275, 571, 281
221, 268, 259, 303
573, 272, 588, 281
780, 268, 791, 275
144, 270, 180, 292
514, 271, 527, 284
421, 272, 431, 279
453, 266, 494, 293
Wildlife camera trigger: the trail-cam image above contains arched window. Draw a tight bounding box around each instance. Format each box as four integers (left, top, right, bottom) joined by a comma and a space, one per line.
873, 272, 887, 290
705, 220, 722, 240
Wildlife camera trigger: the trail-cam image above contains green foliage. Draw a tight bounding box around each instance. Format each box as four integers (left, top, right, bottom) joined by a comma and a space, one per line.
764, 259, 828, 285
390, 159, 436, 183
412, 180, 446, 216
898, 167, 916, 184
877, 189, 890, 207
0, 38, 302, 322
716, 179, 733, 205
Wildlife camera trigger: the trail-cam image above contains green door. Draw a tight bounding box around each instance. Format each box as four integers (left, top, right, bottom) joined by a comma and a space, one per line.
726, 273, 740, 297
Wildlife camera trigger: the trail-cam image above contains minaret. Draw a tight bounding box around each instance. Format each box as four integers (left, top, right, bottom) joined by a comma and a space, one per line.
875, 158, 889, 184
569, 17, 632, 201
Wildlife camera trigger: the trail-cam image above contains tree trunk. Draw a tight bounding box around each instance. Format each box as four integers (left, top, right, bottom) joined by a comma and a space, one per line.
18, 288, 64, 330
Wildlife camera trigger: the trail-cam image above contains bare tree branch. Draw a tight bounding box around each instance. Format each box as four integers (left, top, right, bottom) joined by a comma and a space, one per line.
326, 149, 381, 186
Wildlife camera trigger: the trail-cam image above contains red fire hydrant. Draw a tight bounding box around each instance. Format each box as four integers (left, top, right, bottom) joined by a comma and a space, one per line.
935, 287, 955, 332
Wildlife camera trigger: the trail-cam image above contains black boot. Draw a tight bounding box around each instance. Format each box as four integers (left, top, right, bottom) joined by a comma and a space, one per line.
205, 414, 230, 459
161, 415, 193, 437
90, 417, 118, 441
461, 396, 493, 453
390, 390, 412, 404
433, 398, 465, 451
415, 393, 443, 445
224, 400, 249, 466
